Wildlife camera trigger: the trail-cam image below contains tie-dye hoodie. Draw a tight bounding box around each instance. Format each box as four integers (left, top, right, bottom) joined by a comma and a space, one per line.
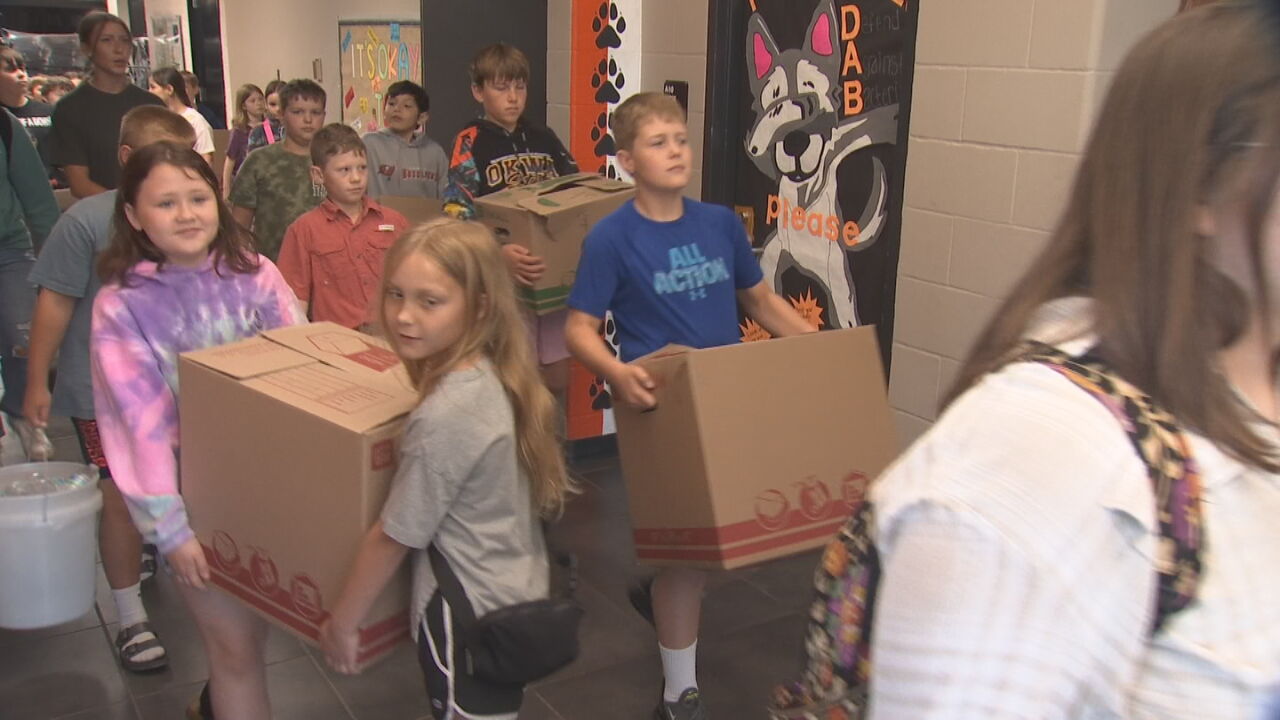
90, 254, 305, 555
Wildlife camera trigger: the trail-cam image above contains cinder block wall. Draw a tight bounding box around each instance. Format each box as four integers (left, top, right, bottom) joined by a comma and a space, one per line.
889, 0, 1178, 447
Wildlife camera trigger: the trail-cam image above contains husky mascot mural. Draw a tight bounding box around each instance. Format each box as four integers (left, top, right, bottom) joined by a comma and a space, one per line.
745, 0, 900, 330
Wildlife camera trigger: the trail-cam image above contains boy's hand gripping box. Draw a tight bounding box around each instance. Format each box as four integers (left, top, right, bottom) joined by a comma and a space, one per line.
614, 327, 898, 570
179, 322, 418, 668
475, 172, 634, 315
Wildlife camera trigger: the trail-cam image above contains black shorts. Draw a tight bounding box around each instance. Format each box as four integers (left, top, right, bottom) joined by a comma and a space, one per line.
417, 591, 525, 719
72, 417, 112, 478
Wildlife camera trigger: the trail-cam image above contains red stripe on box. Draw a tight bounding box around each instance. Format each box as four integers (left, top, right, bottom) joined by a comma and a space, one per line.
204, 543, 407, 650
209, 569, 322, 640
634, 518, 844, 563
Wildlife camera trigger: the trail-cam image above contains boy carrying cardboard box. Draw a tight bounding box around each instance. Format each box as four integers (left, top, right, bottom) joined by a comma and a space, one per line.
443, 42, 580, 388
564, 93, 814, 720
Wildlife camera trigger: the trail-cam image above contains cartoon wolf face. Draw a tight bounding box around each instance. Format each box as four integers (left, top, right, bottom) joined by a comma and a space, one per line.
742, 0, 900, 330
745, 1, 842, 184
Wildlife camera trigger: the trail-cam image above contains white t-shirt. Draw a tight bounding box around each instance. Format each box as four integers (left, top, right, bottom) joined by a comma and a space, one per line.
180, 106, 215, 155
868, 298, 1280, 719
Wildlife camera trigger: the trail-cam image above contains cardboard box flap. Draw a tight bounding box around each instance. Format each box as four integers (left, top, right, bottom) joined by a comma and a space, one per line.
243, 362, 417, 432
478, 173, 633, 215
181, 335, 315, 379
515, 182, 635, 217
261, 323, 409, 384
635, 344, 694, 363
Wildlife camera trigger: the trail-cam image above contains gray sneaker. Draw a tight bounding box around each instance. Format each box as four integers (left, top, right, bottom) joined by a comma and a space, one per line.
655, 687, 706, 720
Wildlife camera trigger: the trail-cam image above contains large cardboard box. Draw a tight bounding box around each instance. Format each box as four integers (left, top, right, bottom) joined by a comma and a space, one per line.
614, 327, 898, 570
476, 172, 634, 315
179, 322, 418, 667
377, 195, 445, 227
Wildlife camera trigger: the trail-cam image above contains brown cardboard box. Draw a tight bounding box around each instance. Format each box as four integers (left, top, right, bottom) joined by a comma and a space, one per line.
613, 327, 898, 570
377, 195, 445, 227
179, 322, 418, 667
476, 172, 634, 315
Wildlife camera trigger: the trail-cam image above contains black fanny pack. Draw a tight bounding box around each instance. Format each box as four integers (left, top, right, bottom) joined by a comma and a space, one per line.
428, 544, 583, 685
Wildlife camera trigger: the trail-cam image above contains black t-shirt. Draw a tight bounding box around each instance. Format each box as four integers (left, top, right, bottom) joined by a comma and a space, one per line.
51, 82, 162, 190
4, 99, 55, 180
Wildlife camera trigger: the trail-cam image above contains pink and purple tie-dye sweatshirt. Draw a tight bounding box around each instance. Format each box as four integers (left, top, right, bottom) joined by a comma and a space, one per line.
90, 254, 306, 555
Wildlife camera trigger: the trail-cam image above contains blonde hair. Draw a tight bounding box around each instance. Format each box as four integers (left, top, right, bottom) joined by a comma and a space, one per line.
612, 92, 686, 152
119, 105, 196, 148
380, 218, 573, 515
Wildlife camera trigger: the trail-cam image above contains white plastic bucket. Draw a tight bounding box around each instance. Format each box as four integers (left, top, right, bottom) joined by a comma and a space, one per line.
0, 462, 102, 630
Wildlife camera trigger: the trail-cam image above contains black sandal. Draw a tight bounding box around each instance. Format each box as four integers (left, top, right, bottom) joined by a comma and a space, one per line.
116, 621, 168, 672
139, 544, 158, 583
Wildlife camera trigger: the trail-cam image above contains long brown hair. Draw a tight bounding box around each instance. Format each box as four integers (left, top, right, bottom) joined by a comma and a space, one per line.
947, 2, 1280, 472
232, 83, 264, 131
98, 142, 261, 285
379, 218, 574, 515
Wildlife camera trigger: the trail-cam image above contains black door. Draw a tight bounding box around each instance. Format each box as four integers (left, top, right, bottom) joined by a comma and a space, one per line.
419, 0, 548, 147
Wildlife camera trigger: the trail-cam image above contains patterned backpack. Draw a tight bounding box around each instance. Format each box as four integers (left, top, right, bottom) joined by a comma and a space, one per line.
768, 342, 1205, 719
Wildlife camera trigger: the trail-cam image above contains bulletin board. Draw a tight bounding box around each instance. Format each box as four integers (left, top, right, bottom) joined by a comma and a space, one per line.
338, 20, 423, 134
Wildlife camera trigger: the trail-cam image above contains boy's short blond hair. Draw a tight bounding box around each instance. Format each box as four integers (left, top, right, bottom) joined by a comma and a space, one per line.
469, 43, 530, 87
310, 123, 366, 168
612, 93, 687, 152
119, 106, 197, 149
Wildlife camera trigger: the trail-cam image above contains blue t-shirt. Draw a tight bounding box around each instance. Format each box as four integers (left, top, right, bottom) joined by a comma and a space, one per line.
568, 198, 763, 362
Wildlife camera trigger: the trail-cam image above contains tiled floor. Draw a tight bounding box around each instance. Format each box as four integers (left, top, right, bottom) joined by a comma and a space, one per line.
0, 423, 820, 719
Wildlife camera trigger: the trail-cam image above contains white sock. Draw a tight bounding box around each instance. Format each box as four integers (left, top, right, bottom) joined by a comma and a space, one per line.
112, 583, 148, 629
659, 640, 698, 702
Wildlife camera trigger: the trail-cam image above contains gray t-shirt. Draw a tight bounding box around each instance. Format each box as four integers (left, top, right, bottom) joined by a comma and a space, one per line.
28, 189, 115, 419
381, 360, 549, 638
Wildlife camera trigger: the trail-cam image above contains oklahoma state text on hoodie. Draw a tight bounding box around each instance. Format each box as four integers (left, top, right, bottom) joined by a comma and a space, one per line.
442, 117, 578, 219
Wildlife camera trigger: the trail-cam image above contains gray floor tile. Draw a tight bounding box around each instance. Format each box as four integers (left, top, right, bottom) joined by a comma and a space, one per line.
697, 613, 810, 720
132, 680, 202, 720
134, 656, 353, 720
305, 639, 432, 720
267, 655, 354, 720
0, 625, 129, 719
741, 550, 823, 610
534, 653, 665, 720
519, 692, 567, 720
699, 577, 794, 640
0, 605, 103, 649
51, 700, 141, 720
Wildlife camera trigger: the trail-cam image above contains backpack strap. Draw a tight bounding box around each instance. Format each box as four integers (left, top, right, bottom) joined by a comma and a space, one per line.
1021, 341, 1204, 633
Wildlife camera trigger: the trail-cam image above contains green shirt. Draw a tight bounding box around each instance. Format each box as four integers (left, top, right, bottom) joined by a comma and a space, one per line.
229, 143, 325, 260
1, 110, 58, 258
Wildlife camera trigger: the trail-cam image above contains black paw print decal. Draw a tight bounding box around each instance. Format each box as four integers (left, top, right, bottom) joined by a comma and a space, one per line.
590, 110, 616, 158
605, 164, 619, 179
591, 58, 626, 104
592, 2, 626, 49
588, 375, 613, 411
